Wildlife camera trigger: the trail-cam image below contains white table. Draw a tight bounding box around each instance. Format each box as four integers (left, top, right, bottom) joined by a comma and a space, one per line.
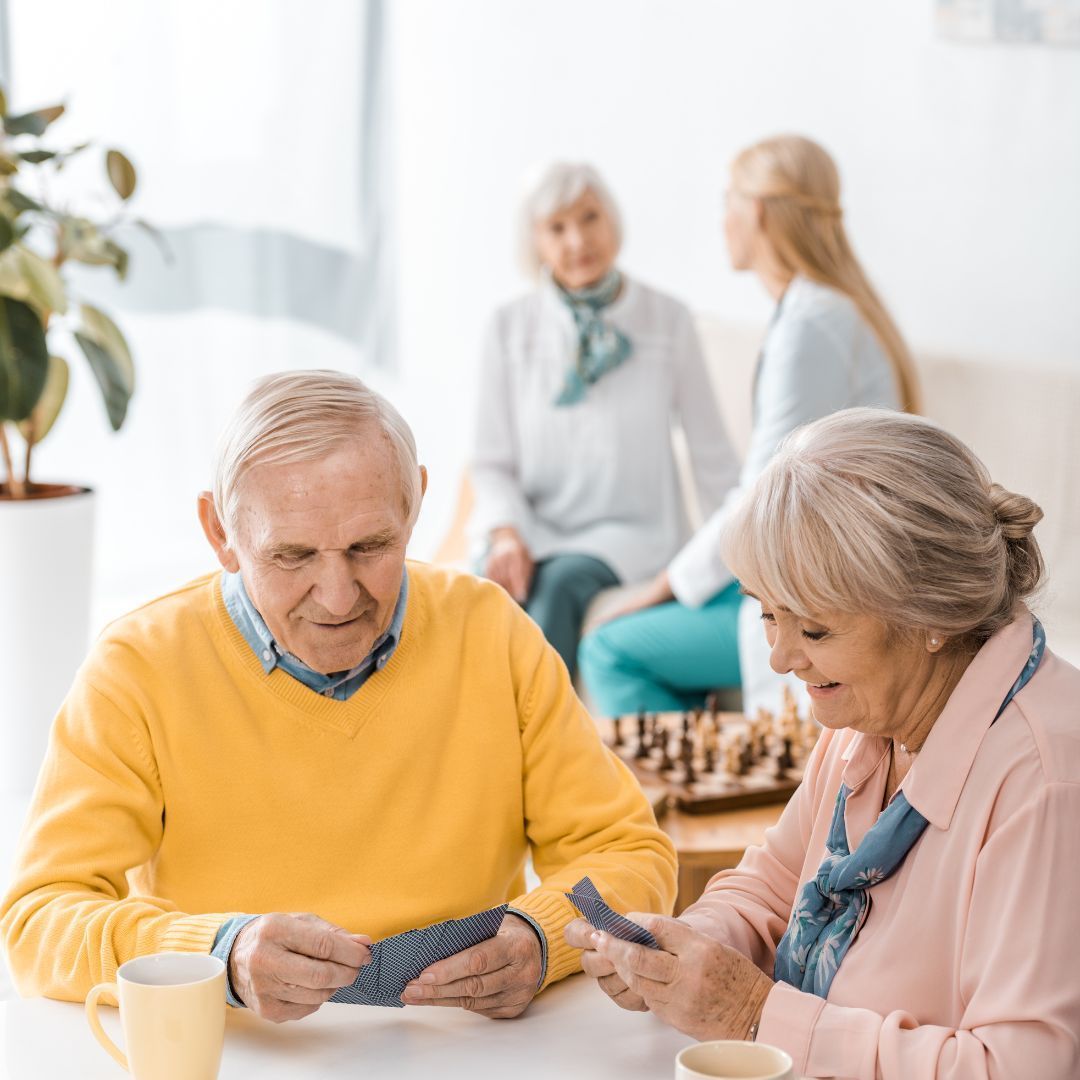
0, 974, 695, 1079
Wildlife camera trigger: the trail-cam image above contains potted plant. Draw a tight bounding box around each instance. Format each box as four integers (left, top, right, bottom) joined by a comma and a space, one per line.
0, 86, 145, 795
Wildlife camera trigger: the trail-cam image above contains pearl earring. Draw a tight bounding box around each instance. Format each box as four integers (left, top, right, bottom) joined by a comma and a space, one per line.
930, 638, 940, 647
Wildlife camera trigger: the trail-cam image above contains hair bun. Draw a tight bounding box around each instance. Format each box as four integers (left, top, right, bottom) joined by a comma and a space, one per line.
989, 483, 1043, 540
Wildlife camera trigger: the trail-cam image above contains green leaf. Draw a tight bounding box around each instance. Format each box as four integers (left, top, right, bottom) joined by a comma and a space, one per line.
17, 353, 68, 444
75, 330, 133, 430
20, 246, 67, 315
0, 216, 14, 256
106, 149, 137, 200
18, 149, 57, 164
5, 188, 43, 213
0, 155, 19, 176
0, 245, 68, 318
105, 239, 129, 281
0, 297, 49, 422
3, 103, 65, 137
60, 217, 120, 271
80, 303, 134, 395
0, 86, 7, 118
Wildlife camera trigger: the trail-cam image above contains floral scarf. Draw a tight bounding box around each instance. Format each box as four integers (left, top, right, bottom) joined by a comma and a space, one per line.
553, 269, 632, 406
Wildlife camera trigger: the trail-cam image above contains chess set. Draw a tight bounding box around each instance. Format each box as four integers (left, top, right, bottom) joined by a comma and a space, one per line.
605, 688, 818, 814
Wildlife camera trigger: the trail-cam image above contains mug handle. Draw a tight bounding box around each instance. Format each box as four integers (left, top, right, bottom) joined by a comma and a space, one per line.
85, 982, 129, 1071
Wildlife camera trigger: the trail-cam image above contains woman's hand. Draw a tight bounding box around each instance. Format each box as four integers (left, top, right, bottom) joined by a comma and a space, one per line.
593, 914, 774, 1041
485, 527, 534, 602
593, 570, 675, 626
564, 918, 647, 1012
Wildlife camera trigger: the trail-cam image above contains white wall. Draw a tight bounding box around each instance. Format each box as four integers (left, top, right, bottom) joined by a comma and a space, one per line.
391, 0, 1080, 543
6, 0, 1079, 628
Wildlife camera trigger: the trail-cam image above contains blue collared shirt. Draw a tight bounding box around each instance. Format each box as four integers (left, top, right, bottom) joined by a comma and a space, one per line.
220, 569, 408, 700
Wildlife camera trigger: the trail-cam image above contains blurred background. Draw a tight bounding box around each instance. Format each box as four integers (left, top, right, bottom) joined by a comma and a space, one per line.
3, 0, 1078, 630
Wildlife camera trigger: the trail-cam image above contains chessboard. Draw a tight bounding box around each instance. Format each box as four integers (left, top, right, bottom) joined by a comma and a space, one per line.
603, 689, 818, 814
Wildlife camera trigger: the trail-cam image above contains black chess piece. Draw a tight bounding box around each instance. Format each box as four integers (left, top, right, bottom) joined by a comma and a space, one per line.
703, 743, 716, 773
612, 715, 623, 748
777, 736, 795, 774
658, 730, 674, 772
681, 712, 691, 739
681, 732, 696, 785
635, 712, 648, 759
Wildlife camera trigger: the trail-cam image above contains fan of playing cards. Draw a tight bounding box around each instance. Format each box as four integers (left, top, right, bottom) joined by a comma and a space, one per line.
330, 905, 508, 1007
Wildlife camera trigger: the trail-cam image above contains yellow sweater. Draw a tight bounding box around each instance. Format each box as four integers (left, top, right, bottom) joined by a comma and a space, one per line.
1, 563, 675, 1001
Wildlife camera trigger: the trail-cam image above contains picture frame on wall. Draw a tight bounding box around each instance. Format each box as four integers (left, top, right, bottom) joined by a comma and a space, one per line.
936, 0, 1080, 44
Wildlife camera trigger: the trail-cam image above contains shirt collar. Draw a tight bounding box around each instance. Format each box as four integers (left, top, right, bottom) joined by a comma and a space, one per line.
840, 611, 1038, 832
902, 611, 1037, 830
221, 567, 409, 681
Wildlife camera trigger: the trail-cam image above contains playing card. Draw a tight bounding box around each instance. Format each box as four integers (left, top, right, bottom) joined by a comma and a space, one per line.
330, 904, 508, 1006
565, 876, 659, 949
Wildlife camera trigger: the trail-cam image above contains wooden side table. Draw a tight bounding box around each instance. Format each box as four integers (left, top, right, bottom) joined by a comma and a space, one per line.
641, 786, 785, 913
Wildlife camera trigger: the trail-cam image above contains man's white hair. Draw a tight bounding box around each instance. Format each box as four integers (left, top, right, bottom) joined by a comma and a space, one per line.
517, 160, 623, 279
212, 369, 422, 537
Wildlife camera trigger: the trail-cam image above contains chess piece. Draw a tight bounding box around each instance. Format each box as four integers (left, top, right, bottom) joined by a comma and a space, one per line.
612, 715, 623, 748
774, 737, 795, 778
659, 729, 675, 772
738, 733, 754, 776
648, 713, 663, 754
723, 737, 740, 778
706, 692, 720, 724
680, 731, 696, 785
703, 739, 716, 773
635, 711, 648, 759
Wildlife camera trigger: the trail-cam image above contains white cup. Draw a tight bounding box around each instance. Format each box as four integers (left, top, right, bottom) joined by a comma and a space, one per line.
675, 1039, 795, 1079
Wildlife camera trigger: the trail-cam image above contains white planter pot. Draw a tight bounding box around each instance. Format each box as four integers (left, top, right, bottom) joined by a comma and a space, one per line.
0, 488, 95, 796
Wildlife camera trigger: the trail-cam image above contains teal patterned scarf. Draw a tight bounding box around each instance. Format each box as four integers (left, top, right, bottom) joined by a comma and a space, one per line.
773, 618, 1046, 998
553, 270, 632, 406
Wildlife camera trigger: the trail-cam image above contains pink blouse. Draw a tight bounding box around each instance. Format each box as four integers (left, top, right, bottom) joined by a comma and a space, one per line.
680, 613, 1080, 1078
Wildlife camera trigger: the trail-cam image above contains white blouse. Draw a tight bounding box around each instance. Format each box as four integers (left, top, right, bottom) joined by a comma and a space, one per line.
667, 275, 903, 606
469, 276, 740, 584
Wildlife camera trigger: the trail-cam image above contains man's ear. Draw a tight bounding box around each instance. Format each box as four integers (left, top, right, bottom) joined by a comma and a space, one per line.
197, 492, 240, 573
419, 464, 428, 499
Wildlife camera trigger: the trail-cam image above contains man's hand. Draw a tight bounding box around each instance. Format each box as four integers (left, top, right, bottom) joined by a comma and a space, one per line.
593, 914, 773, 1041
564, 917, 647, 1012
229, 913, 372, 1023
400, 912, 543, 1018
485, 527, 534, 603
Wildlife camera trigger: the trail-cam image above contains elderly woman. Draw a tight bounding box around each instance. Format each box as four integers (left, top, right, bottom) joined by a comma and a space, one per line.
568, 408, 1080, 1079
579, 135, 921, 717
469, 162, 740, 676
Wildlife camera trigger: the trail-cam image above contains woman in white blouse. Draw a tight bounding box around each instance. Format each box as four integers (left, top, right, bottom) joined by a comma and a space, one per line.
579, 135, 921, 716
469, 162, 740, 676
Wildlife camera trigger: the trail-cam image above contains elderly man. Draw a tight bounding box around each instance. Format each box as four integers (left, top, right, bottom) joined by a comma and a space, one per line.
1, 370, 675, 1023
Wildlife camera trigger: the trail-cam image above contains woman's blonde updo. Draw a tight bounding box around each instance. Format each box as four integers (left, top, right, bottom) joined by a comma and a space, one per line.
722, 408, 1046, 650
731, 135, 921, 415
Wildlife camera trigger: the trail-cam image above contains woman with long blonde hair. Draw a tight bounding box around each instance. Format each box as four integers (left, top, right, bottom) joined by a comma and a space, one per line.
580, 134, 920, 717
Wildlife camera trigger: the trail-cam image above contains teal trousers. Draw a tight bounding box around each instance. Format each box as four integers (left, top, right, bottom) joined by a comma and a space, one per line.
525, 553, 620, 679
577, 581, 742, 716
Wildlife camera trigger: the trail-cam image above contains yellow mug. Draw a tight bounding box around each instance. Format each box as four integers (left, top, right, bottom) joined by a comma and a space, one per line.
85, 953, 226, 1080
676, 1039, 795, 1079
